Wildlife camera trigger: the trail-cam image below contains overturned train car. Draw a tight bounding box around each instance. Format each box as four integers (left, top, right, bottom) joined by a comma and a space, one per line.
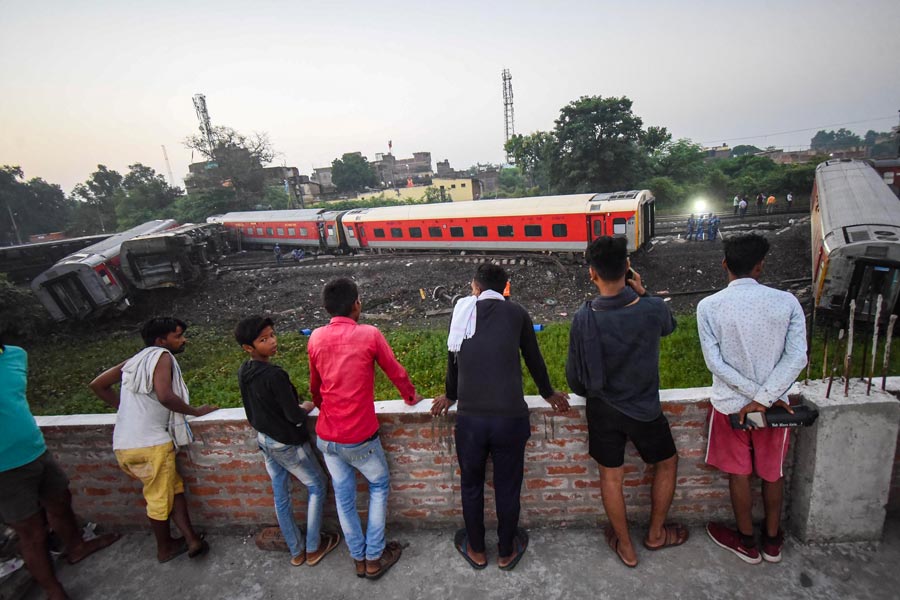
811, 159, 900, 325
120, 223, 229, 290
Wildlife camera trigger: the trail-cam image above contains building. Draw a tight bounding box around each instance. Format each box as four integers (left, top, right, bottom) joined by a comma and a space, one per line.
372, 152, 433, 187
432, 177, 481, 201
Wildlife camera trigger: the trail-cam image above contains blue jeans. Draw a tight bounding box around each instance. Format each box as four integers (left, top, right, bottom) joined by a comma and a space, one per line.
257, 433, 327, 558
316, 435, 390, 561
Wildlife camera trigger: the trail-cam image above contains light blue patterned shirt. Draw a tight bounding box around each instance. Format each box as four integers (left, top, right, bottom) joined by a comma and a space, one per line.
697, 278, 808, 414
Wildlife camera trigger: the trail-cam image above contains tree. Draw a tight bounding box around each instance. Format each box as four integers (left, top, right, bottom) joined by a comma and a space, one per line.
71, 165, 123, 233
505, 131, 555, 192
732, 145, 762, 157
550, 95, 669, 193
173, 189, 240, 224
114, 163, 183, 228
810, 128, 862, 151
1, 166, 74, 244
184, 126, 275, 208
331, 153, 378, 193
650, 139, 707, 183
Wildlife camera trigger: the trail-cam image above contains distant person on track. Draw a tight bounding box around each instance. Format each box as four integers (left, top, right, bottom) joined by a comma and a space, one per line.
697, 214, 708, 241
755, 193, 765, 215
89, 317, 217, 563
274, 243, 283, 265
686, 214, 696, 241
566, 237, 686, 568
234, 316, 340, 568
708, 215, 721, 241
733, 195, 740, 216
290, 248, 305, 261
766, 194, 776, 214
697, 234, 807, 565
1, 331, 119, 600
307, 277, 424, 580
431, 263, 570, 571
739, 197, 748, 219
786, 192, 794, 212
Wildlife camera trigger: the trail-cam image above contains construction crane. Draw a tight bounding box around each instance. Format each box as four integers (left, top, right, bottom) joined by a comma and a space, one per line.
192, 93, 216, 160
160, 145, 176, 187
502, 69, 515, 164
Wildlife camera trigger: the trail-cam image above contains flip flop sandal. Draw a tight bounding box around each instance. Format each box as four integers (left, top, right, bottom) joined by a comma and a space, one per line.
158, 539, 189, 564
307, 532, 342, 566
454, 529, 487, 570
643, 523, 689, 551
498, 528, 529, 571
188, 534, 209, 559
605, 526, 637, 568
365, 541, 403, 580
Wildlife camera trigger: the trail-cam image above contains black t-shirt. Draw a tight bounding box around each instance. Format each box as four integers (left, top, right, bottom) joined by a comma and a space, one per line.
566, 296, 676, 421
238, 360, 310, 445
445, 299, 554, 418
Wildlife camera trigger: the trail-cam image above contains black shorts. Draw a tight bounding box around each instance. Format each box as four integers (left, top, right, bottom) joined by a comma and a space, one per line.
586, 398, 677, 468
0, 451, 70, 524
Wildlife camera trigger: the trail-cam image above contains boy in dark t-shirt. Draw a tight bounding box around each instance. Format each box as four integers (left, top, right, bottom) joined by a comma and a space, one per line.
235, 316, 340, 567
566, 236, 687, 568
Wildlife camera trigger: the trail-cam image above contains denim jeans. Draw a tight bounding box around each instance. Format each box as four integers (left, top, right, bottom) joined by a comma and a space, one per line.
316, 435, 390, 561
257, 433, 327, 558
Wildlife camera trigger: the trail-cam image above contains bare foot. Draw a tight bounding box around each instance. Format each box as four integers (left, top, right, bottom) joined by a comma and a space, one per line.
67, 533, 121, 565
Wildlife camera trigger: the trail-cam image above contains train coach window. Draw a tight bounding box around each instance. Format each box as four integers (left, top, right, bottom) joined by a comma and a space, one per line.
613, 218, 627, 235
266, 228, 274, 236
450, 227, 464, 238
473, 226, 488, 238
552, 224, 567, 237
409, 227, 422, 238
327, 226, 334, 237
246, 227, 253, 235
277, 228, 285, 236
497, 225, 514, 237
299, 227, 308, 236
524, 225, 542, 237
287, 228, 296, 236
428, 227, 443, 237
374, 228, 386, 238
256, 228, 264, 235
391, 227, 403, 237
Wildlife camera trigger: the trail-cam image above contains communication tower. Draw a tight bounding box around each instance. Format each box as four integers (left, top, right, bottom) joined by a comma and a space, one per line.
502, 69, 515, 163
192, 93, 216, 159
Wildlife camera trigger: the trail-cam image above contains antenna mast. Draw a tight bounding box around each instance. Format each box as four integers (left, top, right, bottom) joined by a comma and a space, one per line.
502, 69, 515, 163
192, 93, 216, 160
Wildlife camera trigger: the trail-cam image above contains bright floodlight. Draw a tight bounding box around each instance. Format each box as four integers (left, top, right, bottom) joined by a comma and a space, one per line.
693, 198, 707, 213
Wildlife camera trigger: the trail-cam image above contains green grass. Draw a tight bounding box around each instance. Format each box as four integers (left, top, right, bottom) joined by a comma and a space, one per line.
24, 316, 900, 415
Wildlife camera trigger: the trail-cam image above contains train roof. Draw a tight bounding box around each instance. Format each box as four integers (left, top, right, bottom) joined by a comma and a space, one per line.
817, 160, 900, 239
215, 209, 324, 223
0, 234, 110, 255
57, 220, 178, 264
129, 223, 217, 239
342, 191, 652, 222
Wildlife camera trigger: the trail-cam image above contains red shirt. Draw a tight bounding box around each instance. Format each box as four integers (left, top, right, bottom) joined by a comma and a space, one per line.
308, 316, 417, 444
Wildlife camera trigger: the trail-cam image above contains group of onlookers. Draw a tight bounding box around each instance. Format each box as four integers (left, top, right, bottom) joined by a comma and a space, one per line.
0, 232, 806, 597
733, 192, 795, 218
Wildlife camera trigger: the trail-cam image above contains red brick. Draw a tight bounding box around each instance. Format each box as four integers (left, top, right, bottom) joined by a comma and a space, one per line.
547, 465, 588, 475
190, 486, 222, 496
208, 498, 242, 508
561, 424, 589, 433
543, 492, 584, 502
400, 509, 429, 518
410, 469, 443, 479
385, 427, 418, 439
392, 482, 427, 491
244, 497, 275, 507
240, 474, 270, 483
525, 478, 566, 490
526, 452, 566, 462
225, 485, 266, 495
574, 480, 602, 489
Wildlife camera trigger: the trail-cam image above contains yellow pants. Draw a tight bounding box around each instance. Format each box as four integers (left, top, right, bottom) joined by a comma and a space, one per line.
115, 443, 184, 520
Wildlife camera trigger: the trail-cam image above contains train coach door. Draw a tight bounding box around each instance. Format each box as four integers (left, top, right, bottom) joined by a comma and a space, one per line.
846, 261, 900, 323
588, 216, 605, 242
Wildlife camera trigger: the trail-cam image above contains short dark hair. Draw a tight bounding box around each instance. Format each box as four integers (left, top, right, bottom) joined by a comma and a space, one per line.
323, 277, 358, 317
474, 263, 507, 294
723, 233, 769, 277
141, 317, 187, 347
234, 316, 275, 347
587, 236, 628, 281
0, 329, 6, 352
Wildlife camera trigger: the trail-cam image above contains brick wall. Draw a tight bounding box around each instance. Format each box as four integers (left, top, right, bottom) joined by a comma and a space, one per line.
38, 389, 787, 532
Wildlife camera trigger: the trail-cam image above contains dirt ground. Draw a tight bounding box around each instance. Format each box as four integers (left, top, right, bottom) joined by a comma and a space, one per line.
112, 211, 811, 333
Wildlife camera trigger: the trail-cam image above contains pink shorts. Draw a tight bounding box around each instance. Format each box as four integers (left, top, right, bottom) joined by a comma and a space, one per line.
705, 407, 790, 482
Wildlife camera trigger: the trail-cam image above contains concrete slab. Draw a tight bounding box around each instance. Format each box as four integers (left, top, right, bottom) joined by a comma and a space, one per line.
19, 519, 900, 600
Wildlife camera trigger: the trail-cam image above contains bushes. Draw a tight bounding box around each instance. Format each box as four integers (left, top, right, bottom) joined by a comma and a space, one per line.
0, 275, 50, 343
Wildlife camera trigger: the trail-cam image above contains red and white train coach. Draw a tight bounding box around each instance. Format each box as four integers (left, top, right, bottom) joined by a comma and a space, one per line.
211, 190, 655, 255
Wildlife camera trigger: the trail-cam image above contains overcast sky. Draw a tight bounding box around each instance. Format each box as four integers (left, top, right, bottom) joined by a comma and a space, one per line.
1, 0, 898, 193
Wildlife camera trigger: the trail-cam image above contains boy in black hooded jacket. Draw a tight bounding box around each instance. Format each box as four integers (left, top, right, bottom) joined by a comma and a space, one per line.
235, 316, 340, 567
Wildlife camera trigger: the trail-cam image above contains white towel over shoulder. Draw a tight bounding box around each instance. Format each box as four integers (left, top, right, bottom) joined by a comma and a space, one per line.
447, 290, 505, 352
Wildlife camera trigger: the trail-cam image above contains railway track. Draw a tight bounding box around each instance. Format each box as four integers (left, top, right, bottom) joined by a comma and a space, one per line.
656, 208, 808, 224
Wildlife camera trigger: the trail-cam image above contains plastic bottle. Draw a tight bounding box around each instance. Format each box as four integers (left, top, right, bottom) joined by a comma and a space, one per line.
533, 324, 545, 332
299, 328, 312, 336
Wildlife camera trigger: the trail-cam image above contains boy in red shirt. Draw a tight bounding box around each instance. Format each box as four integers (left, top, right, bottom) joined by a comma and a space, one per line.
308, 277, 423, 579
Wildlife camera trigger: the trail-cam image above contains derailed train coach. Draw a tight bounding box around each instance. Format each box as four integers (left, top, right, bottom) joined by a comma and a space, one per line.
32, 220, 178, 321
211, 190, 655, 255
811, 159, 900, 325
119, 223, 229, 290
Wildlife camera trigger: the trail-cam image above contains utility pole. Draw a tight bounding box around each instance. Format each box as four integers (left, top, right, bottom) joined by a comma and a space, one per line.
4, 199, 22, 245
502, 69, 515, 163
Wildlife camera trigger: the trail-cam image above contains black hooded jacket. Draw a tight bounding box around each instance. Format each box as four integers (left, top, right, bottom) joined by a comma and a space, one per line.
237, 360, 310, 445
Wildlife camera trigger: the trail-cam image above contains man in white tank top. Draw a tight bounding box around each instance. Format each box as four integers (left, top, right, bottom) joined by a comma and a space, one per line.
90, 318, 218, 563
